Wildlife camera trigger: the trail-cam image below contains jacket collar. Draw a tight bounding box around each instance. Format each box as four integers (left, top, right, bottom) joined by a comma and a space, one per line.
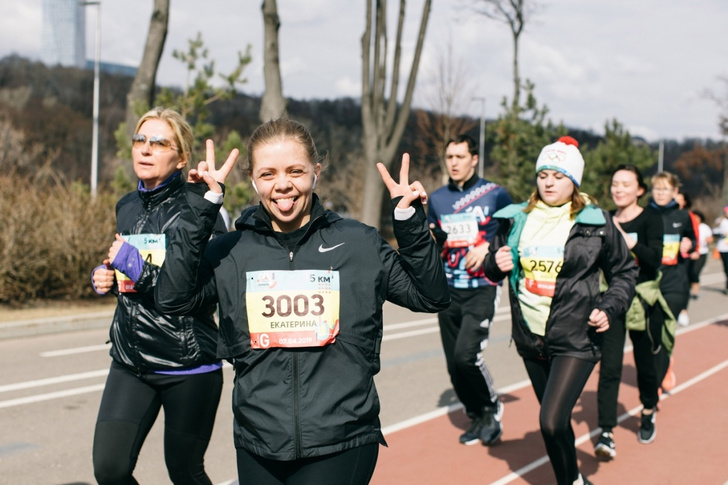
648, 198, 678, 211
494, 199, 605, 225
447, 172, 479, 192
137, 171, 184, 208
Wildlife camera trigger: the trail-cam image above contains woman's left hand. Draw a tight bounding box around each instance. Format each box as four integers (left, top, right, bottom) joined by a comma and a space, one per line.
679, 236, 693, 255
108, 233, 125, 264
377, 153, 428, 209
188, 139, 240, 194
588, 308, 610, 333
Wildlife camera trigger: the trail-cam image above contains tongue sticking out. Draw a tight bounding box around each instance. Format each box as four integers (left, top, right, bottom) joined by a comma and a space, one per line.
277, 198, 295, 212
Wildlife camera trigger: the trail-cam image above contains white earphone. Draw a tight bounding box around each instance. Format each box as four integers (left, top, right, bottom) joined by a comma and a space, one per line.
251, 180, 258, 194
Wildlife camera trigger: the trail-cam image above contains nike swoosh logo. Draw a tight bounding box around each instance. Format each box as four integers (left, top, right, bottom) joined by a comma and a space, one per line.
673, 222, 682, 228
318, 242, 345, 253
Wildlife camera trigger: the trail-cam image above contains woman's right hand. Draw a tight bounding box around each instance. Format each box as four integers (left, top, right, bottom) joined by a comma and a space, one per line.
92, 259, 115, 295
613, 221, 636, 249
495, 245, 514, 272
188, 139, 240, 194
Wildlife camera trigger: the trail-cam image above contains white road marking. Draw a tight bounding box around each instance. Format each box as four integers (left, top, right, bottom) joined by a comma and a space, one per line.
0, 369, 109, 393
0, 384, 106, 409
41, 343, 110, 357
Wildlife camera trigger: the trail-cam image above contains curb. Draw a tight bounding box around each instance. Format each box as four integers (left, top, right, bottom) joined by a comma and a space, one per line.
0, 311, 114, 340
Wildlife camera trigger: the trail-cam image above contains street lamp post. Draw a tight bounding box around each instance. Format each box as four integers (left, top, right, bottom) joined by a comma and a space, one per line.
472, 97, 486, 178
81, 1, 100, 197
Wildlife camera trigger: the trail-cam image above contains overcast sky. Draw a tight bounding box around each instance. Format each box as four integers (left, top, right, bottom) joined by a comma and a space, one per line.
2, 0, 727, 142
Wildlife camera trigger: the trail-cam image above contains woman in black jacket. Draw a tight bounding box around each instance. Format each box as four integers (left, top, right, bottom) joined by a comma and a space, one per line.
90, 107, 226, 485
595, 165, 665, 458
484, 137, 637, 485
155, 118, 450, 485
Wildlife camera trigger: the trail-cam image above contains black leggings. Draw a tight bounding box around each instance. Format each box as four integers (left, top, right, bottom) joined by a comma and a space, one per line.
523, 355, 595, 485
720, 252, 728, 289
92, 361, 223, 485
236, 443, 379, 485
597, 305, 663, 429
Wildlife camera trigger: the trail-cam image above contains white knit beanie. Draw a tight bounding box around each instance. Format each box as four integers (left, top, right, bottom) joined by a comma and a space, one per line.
535, 136, 584, 187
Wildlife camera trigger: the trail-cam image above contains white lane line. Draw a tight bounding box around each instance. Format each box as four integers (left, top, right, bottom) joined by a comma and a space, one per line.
0, 369, 109, 393
383, 313, 511, 341
378, 313, 728, 484
0, 384, 106, 409
41, 343, 110, 357
489, 356, 728, 485
0, 310, 114, 329
381, 379, 531, 436
383, 326, 439, 341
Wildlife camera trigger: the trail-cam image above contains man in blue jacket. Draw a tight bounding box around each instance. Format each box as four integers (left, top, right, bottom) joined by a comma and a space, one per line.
427, 134, 513, 445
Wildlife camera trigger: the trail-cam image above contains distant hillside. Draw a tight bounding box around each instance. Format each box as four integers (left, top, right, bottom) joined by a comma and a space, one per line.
1, 54, 724, 216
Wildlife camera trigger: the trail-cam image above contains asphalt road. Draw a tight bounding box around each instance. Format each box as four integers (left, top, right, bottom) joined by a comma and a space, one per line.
1, 257, 725, 485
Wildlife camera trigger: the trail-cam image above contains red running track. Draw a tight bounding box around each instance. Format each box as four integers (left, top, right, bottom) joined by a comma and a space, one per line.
371, 319, 728, 485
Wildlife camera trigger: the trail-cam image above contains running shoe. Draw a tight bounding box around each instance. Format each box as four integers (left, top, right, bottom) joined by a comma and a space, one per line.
479, 400, 504, 445
581, 475, 594, 485
594, 431, 616, 459
638, 410, 656, 444
459, 415, 485, 445
677, 310, 690, 326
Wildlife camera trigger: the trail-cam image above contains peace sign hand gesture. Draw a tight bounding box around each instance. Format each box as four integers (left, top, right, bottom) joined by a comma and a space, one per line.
377, 153, 428, 210
188, 139, 240, 194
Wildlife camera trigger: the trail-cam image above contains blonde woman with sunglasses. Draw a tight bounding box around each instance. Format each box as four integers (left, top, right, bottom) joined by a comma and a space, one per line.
90, 107, 229, 484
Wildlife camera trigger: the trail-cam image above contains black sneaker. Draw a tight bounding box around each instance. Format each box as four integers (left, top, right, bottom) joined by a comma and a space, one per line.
581, 475, 594, 485
638, 410, 656, 444
479, 400, 504, 445
594, 431, 616, 459
459, 415, 485, 445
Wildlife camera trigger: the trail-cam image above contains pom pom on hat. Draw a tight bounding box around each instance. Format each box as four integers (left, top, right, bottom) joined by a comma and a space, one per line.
535, 136, 585, 187
558, 136, 579, 148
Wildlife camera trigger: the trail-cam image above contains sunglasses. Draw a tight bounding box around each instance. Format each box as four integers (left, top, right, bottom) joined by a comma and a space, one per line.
132, 134, 179, 153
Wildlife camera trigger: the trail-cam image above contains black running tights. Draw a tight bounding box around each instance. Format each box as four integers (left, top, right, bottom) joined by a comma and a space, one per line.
523, 355, 595, 485
236, 443, 379, 485
92, 361, 223, 485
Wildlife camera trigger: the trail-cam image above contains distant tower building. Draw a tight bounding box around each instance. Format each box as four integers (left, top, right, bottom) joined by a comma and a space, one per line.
41, 0, 86, 68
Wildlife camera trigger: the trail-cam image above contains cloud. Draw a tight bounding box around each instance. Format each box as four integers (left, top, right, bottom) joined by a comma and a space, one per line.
614, 54, 655, 76
525, 42, 603, 101
334, 76, 360, 97
2, 0, 725, 141
0, 3, 42, 56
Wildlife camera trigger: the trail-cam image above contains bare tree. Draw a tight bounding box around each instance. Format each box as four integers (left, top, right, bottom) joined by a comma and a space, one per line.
472, 0, 536, 112
259, 0, 287, 122
704, 76, 728, 203
124, 0, 170, 136
416, 36, 478, 184
360, 0, 431, 228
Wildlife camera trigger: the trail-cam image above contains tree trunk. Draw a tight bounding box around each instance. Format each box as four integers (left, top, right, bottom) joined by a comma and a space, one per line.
259, 0, 287, 122
124, 0, 169, 136
360, 0, 431, 228
512, 29, 520, 113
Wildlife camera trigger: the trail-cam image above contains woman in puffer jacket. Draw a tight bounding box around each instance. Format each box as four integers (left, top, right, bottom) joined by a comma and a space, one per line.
91, 107, 227, 485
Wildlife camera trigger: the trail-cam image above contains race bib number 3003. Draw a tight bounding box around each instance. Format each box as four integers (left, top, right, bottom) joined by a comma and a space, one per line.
245, 270, 340, 349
